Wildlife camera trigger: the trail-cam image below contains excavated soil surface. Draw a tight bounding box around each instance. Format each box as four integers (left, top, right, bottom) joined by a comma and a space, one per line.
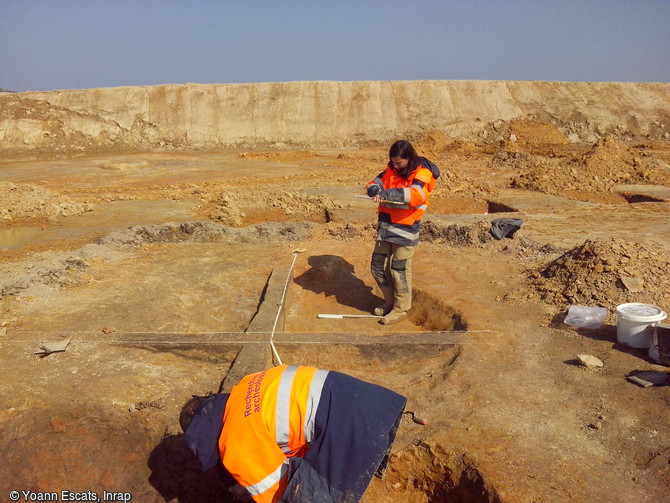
1, 129, 670, 503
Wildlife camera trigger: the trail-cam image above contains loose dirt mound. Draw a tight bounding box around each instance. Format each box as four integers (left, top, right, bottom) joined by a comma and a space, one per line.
405, 130, 478, 196
97, 221, 314, 248
511, 136, 670, 195
204, 189, 345, 226
266, 190, 344, 215
413, 130, 484, 158
509, 119, 568, 150
412, 130, 454, 158
490, 149, 548, 172
0, 251, 90, 299
420, 221, 491, 247
0, 182, 93, 223
208, 192, 245, 226
529, 238, 670, 312
478, 118, 568, 149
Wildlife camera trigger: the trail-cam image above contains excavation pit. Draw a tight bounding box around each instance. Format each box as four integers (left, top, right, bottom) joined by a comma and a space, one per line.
430, 197, 518, 216
271, 340, 460, 386
409, 289, 469, 331
364, 442, 500, 503
621, 192, 667, 204
486, 200, 518, 213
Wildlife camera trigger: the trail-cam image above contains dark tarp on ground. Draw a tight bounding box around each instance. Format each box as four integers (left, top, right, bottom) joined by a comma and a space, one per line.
490, 217, 523, 240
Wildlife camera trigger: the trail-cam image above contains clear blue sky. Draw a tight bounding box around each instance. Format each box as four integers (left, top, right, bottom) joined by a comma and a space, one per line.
1, 0, 668, 92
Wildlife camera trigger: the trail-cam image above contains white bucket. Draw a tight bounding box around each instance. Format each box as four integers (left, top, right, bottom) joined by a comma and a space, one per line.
616, 303, 667, 348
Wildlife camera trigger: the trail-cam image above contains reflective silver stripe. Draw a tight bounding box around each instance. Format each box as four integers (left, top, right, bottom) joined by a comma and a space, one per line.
402, 187, 411, 202
387, 225, 419, 240
410, 185, 426, 200
416, 204, 428, 211
304, 369, 329, 443
381, 202, 411, 210
276, 365, 298, 454
373, 177, 383, 185
245, 460, 289, 496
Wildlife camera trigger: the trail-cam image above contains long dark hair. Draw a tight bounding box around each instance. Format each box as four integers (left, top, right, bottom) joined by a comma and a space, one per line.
389, 140, 421, 176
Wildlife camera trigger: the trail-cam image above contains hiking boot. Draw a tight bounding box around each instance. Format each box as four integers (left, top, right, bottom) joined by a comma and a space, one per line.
379, 309, 407, 325
374, 304, 393, 316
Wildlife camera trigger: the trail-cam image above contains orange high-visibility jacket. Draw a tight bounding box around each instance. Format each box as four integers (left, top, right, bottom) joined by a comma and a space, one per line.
367, 164, 436, 224
219, 365, 329, 503
366, 162, 437, 245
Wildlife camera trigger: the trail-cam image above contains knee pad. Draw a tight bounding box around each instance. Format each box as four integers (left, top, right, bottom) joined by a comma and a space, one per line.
391, 258, 407, 272
371, 253, 388, 285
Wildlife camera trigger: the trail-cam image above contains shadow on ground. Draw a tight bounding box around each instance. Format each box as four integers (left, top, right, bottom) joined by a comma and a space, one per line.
148, 434, 236, 503
294, 254, 379, 312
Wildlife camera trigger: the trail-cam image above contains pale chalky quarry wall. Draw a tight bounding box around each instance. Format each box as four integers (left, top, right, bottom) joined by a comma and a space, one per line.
1, 80, 669, 154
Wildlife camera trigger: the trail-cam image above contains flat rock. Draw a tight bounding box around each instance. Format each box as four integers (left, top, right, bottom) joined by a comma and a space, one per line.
620, 275, 644, 293
577, 354, 604, 368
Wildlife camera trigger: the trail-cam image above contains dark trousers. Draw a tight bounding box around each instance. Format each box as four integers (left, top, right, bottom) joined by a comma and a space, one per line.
370, 240, 415, 312
280, 371, 406, 503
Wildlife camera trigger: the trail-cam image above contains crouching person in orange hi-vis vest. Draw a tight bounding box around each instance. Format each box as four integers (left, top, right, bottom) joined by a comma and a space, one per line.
180, 364, 407, 503
365, 140, 440, 325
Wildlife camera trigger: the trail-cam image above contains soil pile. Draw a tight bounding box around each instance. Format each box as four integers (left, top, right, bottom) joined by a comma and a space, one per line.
575, 136, 670, 186
413, 130, 484, 159
266, 190, 344, 214
480, 118, 569, 150
0, 182, 93, 223
490, 149, 546, 172
420, 221, 491, 247
478, 118, 568, 148
408, 130, 476, 195
511, 136, 670, 195
412, 130, 454, 158
205, 189, 344, 226
0, 250, 91, 299
509, 119, 568, 150
209, 193, 245, 226
530, 237, 670, 312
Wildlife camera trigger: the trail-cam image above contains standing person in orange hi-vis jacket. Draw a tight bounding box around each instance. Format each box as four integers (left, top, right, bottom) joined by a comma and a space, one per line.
365, 140, 440, 325
180, 364, 407, 503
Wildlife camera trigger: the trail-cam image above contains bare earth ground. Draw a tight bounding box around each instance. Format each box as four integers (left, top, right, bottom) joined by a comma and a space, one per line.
1, 129, 670, 503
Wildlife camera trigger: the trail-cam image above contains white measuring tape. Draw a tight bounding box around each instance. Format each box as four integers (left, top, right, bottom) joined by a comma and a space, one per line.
269, 248, 306, 365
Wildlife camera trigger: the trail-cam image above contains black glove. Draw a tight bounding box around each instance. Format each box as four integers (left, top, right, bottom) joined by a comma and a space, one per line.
367, 184, 381, 197
380, 188, 404, 203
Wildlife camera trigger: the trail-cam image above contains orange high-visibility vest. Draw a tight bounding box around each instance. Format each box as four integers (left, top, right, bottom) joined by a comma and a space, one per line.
218, 365, 329, 503
366, 164, 435, 226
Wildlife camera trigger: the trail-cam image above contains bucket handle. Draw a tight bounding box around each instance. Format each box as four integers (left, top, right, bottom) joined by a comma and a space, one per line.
649, 312, 669, 330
